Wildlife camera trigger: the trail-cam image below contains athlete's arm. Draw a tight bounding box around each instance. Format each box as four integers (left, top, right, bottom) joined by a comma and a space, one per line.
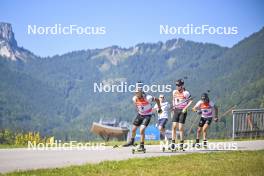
192, 101, 200, 112
182, 93, 193, 112
214, 105, 219, 122
154, 97, 162, 113
182, 91, 193, 112
192, 105, 198, 112
152, 104, 158, 113
183, 99, 193, 112
132, 96, 137, 106
171, 90, 178, 111
172, 90, 176, 107
167, 103, 171, 111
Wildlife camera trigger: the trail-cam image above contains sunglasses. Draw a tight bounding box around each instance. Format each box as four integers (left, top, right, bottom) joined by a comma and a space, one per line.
159, 97, 164, 98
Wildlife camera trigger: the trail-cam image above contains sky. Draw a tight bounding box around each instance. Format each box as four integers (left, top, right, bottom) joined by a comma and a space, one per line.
1, 0, 264, 57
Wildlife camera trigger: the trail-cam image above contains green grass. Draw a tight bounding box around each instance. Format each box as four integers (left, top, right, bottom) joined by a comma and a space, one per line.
2, 150, 264, 176
0, 144, 26, 149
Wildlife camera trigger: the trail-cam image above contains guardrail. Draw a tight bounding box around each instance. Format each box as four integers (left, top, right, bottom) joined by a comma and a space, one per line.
232, 109, 264, 139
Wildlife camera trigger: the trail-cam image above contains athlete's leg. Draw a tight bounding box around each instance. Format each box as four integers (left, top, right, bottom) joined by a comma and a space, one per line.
122, 125, 138, 147
140, 125, 146, 143
192, 126, 202, 147
158, 125, 165, 132
195, 117, 205, 146
123, 115, 141, 147
178, 123, 184, 141
131, 125, 137, 138
172, 109, 180, 143
196, 127, 202, 140
172, 122, 178, 142
159, 119, 167, 141
138, 125, 147, 150
158, 125, 164, 139
178, 122, 185, 150
139, 115, 151, 146
202, 124, 209, 140
170, 122, 178, 150
178, 111, 187, 147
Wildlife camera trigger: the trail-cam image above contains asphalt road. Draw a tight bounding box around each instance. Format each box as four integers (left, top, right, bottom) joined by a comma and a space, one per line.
1, 140, 264, 173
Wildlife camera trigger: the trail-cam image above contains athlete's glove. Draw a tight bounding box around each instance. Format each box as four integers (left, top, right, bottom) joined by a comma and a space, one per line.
158, 109, 163, 114
197, 110, 202, 115
192, 108, 201, 115
214, 116, 219, 122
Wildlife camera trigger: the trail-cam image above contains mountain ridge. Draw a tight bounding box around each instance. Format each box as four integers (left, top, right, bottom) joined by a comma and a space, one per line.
0, 22, 263, 140
0, 22, 36, 61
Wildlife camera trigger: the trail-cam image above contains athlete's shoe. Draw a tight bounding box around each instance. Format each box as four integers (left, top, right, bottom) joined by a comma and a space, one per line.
203, 140, 208, 148
122, 140, 134, 147
192, 143, 201, 148
137, 145, 145, 151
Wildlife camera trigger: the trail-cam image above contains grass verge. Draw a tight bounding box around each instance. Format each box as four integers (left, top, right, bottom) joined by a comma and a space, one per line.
2, 150, 264, 176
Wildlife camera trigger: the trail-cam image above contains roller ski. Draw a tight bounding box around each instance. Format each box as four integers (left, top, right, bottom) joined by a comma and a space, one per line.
192, 139, 208, 149
177, 143, 186, 151
167, 141, 186, 152
161, 145, 166, 152
113, 143, 137, 148
203, 140, 208, 149
161, 144, 178, 152
160, 139, 169, 152
192, 143, 201, 149
132, 143, 146, 154
122, 139, 136, 147
192, 139, 201, 149
160, 143, 168, 152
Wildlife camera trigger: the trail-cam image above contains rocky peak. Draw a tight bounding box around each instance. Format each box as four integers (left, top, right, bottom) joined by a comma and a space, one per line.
0, 23, 18, 48
0, 22, 34, 61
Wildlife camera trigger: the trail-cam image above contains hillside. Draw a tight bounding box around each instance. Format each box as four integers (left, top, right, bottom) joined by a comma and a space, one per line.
0, 23, 263, 140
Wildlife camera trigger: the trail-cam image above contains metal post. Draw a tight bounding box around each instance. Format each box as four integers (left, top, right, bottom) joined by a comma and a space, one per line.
232, 112, 235, 140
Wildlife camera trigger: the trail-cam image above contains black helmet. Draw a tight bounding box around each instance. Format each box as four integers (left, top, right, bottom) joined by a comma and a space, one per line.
201, 93, 209, 102
136, 81, 143, 91
176, 79, 184, 86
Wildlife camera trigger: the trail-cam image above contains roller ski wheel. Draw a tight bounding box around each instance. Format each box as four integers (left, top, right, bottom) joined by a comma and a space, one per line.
171, 148, 177, 152
203, 145, 208, 149
162, 146, 165, 152
170, 143, 177, 152
179, 146, 185, 151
